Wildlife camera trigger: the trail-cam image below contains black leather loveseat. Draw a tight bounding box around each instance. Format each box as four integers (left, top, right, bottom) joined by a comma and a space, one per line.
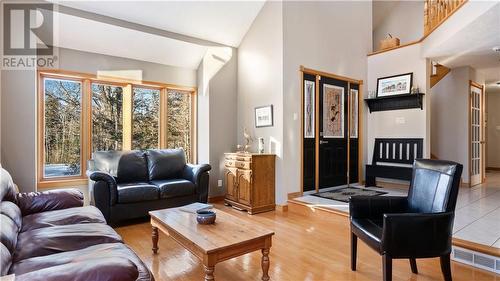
88, 149, 211, 225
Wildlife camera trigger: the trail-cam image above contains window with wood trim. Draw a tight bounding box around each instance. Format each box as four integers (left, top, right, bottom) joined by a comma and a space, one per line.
91, 83, 124, 151
167, 89, 193, 162
37, 70, 197, 186
132, 87, 160, 150
42, 78, 83, 178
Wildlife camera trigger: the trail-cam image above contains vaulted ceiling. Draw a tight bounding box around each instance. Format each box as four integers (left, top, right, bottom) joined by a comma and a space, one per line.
48, 1, 265, 69
51, 1, 265, 47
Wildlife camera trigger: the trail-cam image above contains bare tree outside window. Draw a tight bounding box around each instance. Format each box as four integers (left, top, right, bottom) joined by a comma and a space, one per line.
167, 90, 192, 162
132, 87, 160, 150
43, 78, 82, 177
92, 83, 123, 152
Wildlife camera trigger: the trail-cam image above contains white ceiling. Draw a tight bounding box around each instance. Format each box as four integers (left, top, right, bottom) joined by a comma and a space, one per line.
54, 11, 209, 69
427, 3, 500, 84
51, 0, 265, 47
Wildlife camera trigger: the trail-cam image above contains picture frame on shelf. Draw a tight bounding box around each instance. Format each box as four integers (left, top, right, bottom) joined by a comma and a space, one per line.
376, 73, 413, 97
255, 105, 273, 128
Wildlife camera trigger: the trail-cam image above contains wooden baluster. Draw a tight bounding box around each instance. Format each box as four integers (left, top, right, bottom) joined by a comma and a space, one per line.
424, 0, 465, 36
438, 0, 443, 22
424, 0, 429, 34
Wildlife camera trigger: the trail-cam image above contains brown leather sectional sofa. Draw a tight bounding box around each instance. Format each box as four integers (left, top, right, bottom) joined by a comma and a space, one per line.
0, 167, 154, 281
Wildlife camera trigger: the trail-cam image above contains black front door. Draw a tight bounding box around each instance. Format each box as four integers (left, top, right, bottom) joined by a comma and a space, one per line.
319, 76, 348, 189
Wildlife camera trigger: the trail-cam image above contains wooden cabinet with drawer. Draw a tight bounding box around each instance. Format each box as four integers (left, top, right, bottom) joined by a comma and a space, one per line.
223, 153, 276, 214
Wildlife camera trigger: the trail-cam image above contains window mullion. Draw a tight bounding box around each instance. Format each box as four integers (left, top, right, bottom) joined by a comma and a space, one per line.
81, 79, 91, 176
123, 84, 133, 150
160, 88, 168, 148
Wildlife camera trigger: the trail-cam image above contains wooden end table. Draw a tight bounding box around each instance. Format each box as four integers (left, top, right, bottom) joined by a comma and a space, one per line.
150, 207, 274, 281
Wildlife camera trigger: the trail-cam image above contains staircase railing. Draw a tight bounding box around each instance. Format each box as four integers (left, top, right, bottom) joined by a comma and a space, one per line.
424, 0, 467, 36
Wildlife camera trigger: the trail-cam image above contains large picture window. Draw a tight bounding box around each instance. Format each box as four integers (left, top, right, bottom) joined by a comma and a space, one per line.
37, 70, 196, 187
42, 78, 82, 178
133, 87, 160, 150
168, 90, 193, 162
92, 83, 124, 151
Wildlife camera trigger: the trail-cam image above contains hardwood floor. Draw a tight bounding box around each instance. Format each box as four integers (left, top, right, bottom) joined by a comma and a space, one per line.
115, 205, 499, 281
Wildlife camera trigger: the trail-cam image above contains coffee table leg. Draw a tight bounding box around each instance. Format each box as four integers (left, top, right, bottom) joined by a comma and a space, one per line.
204, 265, 215, 281
261, 248, 270, 281
152, 226, 159, 254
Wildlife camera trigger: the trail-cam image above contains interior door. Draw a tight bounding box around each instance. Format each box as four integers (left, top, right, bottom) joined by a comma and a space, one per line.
319, 76, 348, 189
470, 83, 483, 186
302, 73, 316, 192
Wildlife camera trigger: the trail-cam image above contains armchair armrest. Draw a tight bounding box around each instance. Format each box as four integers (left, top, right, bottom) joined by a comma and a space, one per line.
89, 171, 118, 205
349, 196, 408, 219
382, 212, 455, 257
182, 164, 211, 203
15, 189, 83, 216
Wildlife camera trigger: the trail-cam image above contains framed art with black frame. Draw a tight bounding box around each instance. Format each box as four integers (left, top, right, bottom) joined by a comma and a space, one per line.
376, 73, 413, 97
255, 105, 273, 128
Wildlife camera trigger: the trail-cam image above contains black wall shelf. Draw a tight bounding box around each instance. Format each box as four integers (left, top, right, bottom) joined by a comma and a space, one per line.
365, 93, 425, 113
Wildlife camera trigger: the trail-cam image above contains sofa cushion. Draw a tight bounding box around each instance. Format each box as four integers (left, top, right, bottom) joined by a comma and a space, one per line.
11, 243, 153, 281
92, 150, 123, 176
93, 150, 149, 183
1, 201, 22, 229
21, 206, 106, 232
151, 179, 195, 199
116, 151, 149, 183
1, 243, 11, 276
0, 201, 22, 258
117, 183, 159, 203
14, 223, 122, 262
15, 257, 139, 281
147, 149, 186, 180
0, 167, 17, 203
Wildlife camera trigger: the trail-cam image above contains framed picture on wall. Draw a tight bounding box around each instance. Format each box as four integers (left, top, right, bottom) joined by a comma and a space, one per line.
304, 80, 315, 138
376, 73, 413, 97
255, 105, 273, 128
323, 84, 344, 138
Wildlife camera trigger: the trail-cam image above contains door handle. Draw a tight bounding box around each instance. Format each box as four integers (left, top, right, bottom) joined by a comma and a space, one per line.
320, 140, 329, 145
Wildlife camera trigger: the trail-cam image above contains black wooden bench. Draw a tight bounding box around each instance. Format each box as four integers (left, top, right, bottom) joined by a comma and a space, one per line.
365, 138, 423, 187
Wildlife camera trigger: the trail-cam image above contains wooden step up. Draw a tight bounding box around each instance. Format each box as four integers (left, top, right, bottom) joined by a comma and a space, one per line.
288, 198, 348, 220
431, 64, 451, 88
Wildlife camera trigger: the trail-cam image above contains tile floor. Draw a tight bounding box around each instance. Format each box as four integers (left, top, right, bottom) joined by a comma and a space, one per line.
294, 172, 500, 249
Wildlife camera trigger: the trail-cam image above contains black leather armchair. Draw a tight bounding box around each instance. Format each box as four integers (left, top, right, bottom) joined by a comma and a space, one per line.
88, 149, 211, 225
350, 159, 463, 281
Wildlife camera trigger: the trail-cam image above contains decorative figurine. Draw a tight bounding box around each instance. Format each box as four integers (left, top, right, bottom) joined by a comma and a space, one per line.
243, 127, 253, 153
258, 137, 265, 154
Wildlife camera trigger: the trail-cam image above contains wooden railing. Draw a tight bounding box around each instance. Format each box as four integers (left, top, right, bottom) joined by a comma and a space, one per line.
424, 0, 467, 36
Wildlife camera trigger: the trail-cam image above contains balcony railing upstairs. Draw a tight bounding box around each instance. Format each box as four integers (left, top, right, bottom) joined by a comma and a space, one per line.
424, 0, 467, 36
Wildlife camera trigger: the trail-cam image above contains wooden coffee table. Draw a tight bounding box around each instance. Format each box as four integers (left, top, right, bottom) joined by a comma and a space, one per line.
149, 207, 274, 281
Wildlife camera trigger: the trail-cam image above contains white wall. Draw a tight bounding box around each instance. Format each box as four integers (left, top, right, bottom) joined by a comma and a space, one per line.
1, 70, 37, 192
282, 1, 372, 203
1, 48, 197, 192
208, 51, 238, 197
431, 67, 469, 181
367, 44, 430, 170
59, 48, 197, 86
373, 1, 424, 51
487, 87, 500, 168
431, 66, 485, 182
237, 1, 284, 201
